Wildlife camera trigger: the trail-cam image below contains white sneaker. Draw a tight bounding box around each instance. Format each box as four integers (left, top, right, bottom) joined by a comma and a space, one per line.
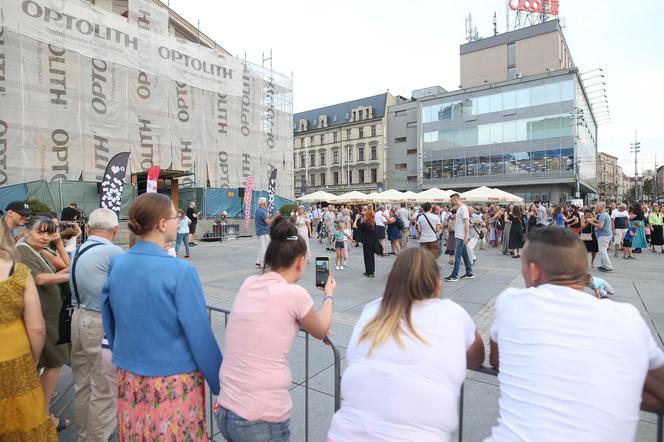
340, 266, 345, 270
335, 265, 340, 270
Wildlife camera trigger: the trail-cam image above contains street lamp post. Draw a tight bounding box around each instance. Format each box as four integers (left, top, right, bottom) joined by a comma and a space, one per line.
346, 145, 351, 190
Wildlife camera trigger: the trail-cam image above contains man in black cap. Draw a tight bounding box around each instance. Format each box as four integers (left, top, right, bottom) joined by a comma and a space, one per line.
3, 201, 31, 240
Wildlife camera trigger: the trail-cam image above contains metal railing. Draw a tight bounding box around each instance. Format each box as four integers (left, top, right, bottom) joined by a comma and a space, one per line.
458, 366, 664, 442
206, 305, 342, 442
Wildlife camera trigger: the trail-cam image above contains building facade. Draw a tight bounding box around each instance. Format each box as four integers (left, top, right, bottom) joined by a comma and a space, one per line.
597, 152, 619, 202
387, 20, 598, 204
292, 94, 396, 196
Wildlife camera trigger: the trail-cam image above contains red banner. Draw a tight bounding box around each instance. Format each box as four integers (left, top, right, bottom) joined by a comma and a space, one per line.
243, 176, 254, 229
509, 0, 559, 15
146, 165, 160, 193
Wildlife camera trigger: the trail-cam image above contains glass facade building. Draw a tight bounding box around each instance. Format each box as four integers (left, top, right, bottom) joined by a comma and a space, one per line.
387, 70, 598, 204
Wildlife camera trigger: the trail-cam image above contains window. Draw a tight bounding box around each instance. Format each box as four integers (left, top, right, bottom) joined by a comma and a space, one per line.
300, 138, 304, 148
348, 171, 353, 185
395, 163, 407, 171
359, 169, 365, 183
301, 175, 306, 186
371, 169, 377, 182
333, 151, 339, 164
359, 127, 364, 138
310, 174, 315, 186
333, 132, 338, 143
300, 155, 305, 168
346, 147, 353, 162
320, 135, 324, 144
320, 173, 326, 186
371, 145, 377, 160
358, 146, 365, 161
371, 125, 377, 137
507, 42, 516, 66
395, 137, 406, 143
508, 67, 517, 80
309, 151, 315, 167
333, 172, 339, 185
310, 136, 315, 146
359, 110, 364, 120
346, 129, 352, 140
407, 148, 417, 155
407, 176, 417, 183
320, 152, 326, 166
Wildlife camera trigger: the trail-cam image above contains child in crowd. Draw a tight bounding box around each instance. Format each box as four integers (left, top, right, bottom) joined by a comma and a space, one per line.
586, 273, 615, 299
342, 221, 353, 266
334, 222, 347, 270
623, 223, 637, 259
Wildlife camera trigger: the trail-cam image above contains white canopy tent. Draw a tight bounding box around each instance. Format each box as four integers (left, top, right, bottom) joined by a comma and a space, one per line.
461, 186, 524, 203
367, 189, 407, 203
296, 190, 337, 203
328, 191, 370, 203
402, 191, 419, 202
415, 188, 456, 203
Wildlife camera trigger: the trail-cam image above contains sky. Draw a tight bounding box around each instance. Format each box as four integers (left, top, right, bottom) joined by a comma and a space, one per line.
167, 0, 664, 176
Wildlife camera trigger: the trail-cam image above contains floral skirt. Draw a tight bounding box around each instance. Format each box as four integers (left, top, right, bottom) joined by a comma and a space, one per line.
117, 369, 207, 442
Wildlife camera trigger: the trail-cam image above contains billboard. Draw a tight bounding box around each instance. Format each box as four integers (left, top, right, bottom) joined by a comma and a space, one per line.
0, 0, 294, 197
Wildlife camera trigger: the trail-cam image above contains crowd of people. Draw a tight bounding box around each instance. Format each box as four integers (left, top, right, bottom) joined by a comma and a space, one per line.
2, 193, 664, 442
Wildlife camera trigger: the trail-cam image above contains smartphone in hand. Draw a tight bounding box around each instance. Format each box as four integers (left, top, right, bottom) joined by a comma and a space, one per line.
315, 256, 330, 288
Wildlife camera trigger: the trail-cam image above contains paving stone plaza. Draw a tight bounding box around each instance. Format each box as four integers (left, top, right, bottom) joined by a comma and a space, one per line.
55, 235, 664, 441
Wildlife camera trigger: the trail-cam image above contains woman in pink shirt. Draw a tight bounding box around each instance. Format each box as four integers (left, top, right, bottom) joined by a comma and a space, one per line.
217, 217, 336, 441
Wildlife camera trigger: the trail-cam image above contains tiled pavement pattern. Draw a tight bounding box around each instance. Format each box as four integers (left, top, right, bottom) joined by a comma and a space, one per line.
55, 236, 664, 441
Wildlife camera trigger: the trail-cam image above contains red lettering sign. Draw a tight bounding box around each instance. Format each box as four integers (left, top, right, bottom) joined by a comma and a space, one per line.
509, 0, 559, 15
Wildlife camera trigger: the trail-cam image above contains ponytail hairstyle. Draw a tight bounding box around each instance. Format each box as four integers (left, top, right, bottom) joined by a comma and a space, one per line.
263, 216, 307, 271
127, 193, 173, 236
359, 247, 439, 355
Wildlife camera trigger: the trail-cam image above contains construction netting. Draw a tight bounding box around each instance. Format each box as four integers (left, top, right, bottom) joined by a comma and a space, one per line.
0, 0, 294, 198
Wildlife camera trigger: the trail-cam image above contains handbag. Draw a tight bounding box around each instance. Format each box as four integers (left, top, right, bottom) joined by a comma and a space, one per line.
472, 225, 485, 240
56, 241, 104, 345
580, 232, 593, 241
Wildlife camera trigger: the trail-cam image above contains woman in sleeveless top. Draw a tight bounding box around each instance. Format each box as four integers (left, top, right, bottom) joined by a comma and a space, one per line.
0, 219, 58, 440
295, 205, 311, 259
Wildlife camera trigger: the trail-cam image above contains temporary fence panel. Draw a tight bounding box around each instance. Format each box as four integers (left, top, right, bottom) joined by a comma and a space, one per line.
204, 188, 242, 218
25, 180, 58, 212
0, 182, 29, 210
0, 0, 293, 198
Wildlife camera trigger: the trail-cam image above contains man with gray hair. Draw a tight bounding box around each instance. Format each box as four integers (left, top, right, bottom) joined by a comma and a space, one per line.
70, 208, 123, 441
590, 202, 614, 272
255, 197, 274, 267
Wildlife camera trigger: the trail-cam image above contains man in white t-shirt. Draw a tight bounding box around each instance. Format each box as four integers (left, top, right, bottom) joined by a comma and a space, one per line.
396, 203, 410, 247
417, 202, 441, 258
375, 207, 387, 253
611, 203, 630, 256
445, 194, 473, 282
486, 227, 664, 442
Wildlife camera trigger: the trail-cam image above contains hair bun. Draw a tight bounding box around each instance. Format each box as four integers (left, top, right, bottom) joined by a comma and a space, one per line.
127, 219, 145, 236
269, 216, 297, 241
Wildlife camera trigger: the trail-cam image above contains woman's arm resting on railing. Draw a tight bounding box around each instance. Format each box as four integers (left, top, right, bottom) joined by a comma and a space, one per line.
467, 331, 485, 370
642, 366, 664, 411
489, 339, 499, 370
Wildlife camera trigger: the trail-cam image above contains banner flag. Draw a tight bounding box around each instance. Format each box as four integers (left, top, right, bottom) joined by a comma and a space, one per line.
267, 169, 277, 215
99, 152, 130, 214
243, 175, 254, 229
146, 164, 160, 193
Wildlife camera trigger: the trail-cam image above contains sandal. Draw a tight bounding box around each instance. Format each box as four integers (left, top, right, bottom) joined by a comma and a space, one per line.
51, 415, 71, 432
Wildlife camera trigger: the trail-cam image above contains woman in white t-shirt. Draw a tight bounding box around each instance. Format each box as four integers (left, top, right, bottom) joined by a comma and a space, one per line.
327, 247, 485, 442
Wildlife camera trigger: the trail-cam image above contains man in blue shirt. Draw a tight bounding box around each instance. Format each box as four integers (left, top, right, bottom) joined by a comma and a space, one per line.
70, 208, 123, 441
255, 197, 274, 267
592, 202, 614, 272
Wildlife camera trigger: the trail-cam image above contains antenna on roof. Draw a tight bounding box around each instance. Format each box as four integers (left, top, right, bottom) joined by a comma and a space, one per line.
493, 12, 498, 35
465, 14, 480, 42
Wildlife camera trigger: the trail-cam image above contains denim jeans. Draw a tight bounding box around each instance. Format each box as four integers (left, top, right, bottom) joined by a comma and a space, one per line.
451, 238, 473, 278
217, 406, 290, 442
175, 232, 190, 256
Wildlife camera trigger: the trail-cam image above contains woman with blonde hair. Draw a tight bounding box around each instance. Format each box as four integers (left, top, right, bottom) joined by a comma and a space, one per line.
328, 248, 485, 441
295, 205, 311, 259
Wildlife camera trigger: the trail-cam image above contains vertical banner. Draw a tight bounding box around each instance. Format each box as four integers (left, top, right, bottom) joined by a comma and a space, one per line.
146, 164, 160, 193
170, 81, 203, 188
100, 152, 130, 214
0, 24, 24, 185
243, 175, 254, 228
267, 169, 277, 215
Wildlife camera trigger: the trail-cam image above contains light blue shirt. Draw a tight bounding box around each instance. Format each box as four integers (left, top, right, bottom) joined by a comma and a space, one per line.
177, 217, 191, 234
255, 207, 269, 236
69, 235, 123, 312
595, 212, 612, 237
101, 241, 223, 394
591, 277, 609, 291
